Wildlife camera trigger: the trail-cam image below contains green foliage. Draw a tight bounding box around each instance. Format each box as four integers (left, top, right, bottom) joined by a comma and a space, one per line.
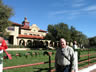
8, 44, 26, 48
45, 23, 88, 47
70, 26, 89, 47
45, 23, 71, 41
89, 36, 96, 46
0, 0, 13, 38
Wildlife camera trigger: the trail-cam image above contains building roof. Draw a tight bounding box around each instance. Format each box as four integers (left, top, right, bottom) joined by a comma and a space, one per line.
21, 26, 31, 30
12, 22, 22, 26
17, 34, 44, 39
12, 22, 30, 30
39, 29, 47, 32
12, 22, 47, 32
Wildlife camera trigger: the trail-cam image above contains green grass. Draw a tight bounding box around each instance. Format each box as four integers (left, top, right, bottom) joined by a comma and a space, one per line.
78, 50, 96, 68
3, 49, 96, 72
3, 50, 55, 72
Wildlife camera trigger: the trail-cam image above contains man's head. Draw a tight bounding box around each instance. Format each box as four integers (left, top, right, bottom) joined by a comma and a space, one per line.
60, 38, 67, 48
0, 37, 4, 43
73, 41, 77, 45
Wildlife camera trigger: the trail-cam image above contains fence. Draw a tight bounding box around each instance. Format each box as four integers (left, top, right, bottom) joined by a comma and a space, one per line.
78, 49, 96, 70
51, 49, 96, 72
3, 49, 96, 72
3, 51, 54, 72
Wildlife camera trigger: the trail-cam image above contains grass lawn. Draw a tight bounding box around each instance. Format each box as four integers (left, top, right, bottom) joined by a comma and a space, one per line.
3, 50, 55, 72
78, 50, 96, 68
3, 49, 96, 72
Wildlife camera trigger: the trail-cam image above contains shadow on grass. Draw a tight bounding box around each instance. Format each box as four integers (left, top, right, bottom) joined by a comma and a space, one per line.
34, 67, 54, 72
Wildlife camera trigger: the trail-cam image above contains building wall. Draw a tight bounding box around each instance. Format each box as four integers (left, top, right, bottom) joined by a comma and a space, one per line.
30, 24, 39, 32
21, 24, 46, 36
6, 26, 19, 45
6, 24, 47, 46
13, 26, 19, 45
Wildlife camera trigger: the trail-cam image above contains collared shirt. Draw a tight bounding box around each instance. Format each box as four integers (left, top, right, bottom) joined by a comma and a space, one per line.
55, 46, 75, 70
73, 45, 78, 49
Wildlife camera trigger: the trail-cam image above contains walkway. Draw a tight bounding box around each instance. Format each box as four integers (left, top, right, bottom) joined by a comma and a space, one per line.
79, 64, 96, 72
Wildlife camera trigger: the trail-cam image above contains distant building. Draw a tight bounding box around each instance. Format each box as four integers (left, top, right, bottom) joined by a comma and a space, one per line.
6, 17, 47, 46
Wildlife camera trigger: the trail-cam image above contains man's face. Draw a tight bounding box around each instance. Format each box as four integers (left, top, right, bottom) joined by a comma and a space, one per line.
60, 39, 66, 48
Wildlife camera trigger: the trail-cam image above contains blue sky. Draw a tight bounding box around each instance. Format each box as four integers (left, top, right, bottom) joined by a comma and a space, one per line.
3, 0, 96, 38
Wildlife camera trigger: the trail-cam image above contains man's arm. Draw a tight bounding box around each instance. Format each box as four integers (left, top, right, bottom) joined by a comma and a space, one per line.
71, 70, 75, 72
55, 52, 58, 69
70, 48, 75, 72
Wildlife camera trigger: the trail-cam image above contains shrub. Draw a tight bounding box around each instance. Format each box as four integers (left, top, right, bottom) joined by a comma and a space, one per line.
8, 44, 26, 48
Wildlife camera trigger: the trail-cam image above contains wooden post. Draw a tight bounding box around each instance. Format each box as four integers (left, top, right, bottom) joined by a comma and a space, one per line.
43, 51, 52, 72
48, 52, 52, 72
88, 49, 90, 65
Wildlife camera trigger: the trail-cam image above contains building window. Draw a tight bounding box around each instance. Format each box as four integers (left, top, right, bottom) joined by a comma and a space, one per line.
37, 34, 40, 36
29, 34, 32, 35
24, 33, 27, 35
33, 34, 36, 36
7, 27, 14, 31
34, 29, 36, 32
42, 35, 44, 36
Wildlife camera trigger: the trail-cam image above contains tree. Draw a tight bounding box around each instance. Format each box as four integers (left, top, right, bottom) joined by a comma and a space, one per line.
54, 23, 71, 41
45, 23, 71, 41
89, 36, 96, 46
45, 24, 56, 41
70, 26, 89, 47
70, 26, 79, 41
45, 23, 88, 47
0, 0, 13, 38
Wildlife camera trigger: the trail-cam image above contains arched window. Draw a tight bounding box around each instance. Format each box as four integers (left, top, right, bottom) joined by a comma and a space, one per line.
19, 39, 25, 46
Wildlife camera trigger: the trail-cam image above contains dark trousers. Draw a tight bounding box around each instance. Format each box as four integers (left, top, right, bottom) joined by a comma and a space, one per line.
56, 65, 70, 72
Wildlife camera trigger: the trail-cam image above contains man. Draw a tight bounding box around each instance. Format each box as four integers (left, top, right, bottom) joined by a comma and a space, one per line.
73, 41, 79, 72
55, 38, 75, 72
73, 41, 78, 49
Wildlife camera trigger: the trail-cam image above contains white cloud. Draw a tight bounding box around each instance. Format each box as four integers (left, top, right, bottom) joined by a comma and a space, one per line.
51, 10, 68, 15
50, 10, 81, 15
71, 0, 86, 8
49, 0, 96, 20
49, 10, 81, 20
71, 11, 80, 15
83, 5, 96, 11
72, 3, 85, 7
79, 5, 96, 15
73, 0, 84, 3
67, 15, 76, 20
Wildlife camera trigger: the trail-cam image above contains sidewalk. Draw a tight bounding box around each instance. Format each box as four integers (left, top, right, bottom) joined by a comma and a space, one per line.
90, 69, 96, 72
79, 64, 96, 72
6, 48, 30, 51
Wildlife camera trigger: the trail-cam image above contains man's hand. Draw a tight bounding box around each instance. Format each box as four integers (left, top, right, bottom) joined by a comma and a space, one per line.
71, 70, 74, 72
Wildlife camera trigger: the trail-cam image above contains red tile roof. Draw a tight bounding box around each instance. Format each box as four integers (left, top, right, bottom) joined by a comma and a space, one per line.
39, 29, 47, 32
12, 22, 30, 30
21, 26, 31, 30
12, 22, 47, 32
17, 34, 44, 39
12, 22, 22, 26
